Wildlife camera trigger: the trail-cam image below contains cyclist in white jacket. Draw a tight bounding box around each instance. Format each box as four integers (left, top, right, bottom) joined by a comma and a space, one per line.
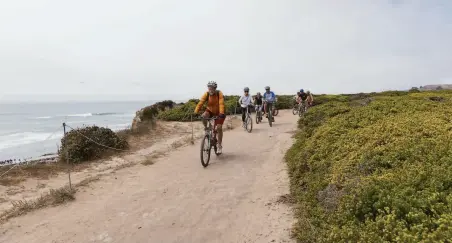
238, 87, 254, 126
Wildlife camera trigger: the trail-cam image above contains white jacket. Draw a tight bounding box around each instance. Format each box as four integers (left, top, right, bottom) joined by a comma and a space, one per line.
238, 95, 253, 108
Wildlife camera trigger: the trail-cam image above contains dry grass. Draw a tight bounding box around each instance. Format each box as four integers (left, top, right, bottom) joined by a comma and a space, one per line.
141, 157, 156, 166
276, 194, 296, 205
0, 186, 75, 223
112, 161, 135, 172
141, 152, 165, 166
0, 163, 69, 186
0, 177, 26, 187
76, 175, 101, 187
36, 182, 47, 189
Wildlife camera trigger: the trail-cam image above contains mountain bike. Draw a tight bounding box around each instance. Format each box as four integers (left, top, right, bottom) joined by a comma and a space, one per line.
292, 101, 307, 117
242, 105, 253, 133
255, 104, 263, 124
200, 116, 221, 167
265, 101, 275, 127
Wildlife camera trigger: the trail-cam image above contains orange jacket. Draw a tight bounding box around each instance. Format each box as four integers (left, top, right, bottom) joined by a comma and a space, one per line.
194, 90, 225, 115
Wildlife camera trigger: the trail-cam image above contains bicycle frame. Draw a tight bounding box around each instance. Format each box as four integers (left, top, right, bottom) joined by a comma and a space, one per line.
202, 116, 219, 146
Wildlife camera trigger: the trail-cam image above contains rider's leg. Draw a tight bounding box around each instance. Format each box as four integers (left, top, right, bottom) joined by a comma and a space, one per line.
215, 118, 224, 153
264, 103, 268, 117
202, 110, 211, 130
217, 124, 223, 145
241, 107, 246, 123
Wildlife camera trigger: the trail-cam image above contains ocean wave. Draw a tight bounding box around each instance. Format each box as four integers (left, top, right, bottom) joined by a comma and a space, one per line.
33, 112, 127, 119
0, 131, 63, 151
66, 113, 93, 117
64, 112, 125, 117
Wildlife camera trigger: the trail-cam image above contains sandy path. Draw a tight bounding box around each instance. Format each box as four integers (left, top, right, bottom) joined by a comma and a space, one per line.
0, 110, 297, 243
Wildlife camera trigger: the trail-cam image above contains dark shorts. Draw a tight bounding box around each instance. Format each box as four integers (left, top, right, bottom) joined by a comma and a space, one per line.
205, 109, 225, 125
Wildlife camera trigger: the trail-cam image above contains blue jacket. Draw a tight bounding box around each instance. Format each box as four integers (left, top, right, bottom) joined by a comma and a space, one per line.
263, 91, 276, 102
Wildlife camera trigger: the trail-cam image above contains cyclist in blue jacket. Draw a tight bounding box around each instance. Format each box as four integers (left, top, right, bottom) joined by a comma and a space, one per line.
263, 86, 276, 122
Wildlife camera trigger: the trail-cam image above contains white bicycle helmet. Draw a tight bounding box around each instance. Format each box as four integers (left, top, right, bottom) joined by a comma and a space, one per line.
265, 86, 270, 90
207, 81, 217, 88
244, 87, 249, 92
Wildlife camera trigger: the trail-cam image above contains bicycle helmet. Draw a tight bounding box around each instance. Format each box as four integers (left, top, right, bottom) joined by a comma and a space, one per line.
300, 89, 304, 93
256, 92, 261, 96
265, 86, 270, 90
244, 87, 249, 92
207, 81, 217, 88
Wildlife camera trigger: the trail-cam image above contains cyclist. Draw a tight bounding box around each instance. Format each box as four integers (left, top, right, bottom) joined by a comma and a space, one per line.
294, 92, 301, 102
254, 92, 263, 112
194, 81, 226, 154
238, 87, 253, 127
297, 89, 313, 111
263, 86, 276, 122
306, 90, 314, 107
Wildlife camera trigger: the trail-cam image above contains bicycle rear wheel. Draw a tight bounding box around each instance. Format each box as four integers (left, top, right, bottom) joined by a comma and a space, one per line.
200, 135, 211, 167
246, 114, 253, 133
256, 111, 260, 124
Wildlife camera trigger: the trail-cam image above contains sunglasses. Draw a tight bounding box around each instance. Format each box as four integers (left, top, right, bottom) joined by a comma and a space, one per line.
245, 91, 249, 93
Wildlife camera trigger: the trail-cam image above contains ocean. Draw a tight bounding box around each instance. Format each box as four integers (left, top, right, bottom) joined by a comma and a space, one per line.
0, 101, 152, 161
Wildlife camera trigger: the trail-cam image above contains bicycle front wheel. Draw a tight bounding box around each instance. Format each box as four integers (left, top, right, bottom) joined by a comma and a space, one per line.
292, 105, 298, 115
246, 114, 253, 133
200, 135, 211, 167
268, 107, 273, 127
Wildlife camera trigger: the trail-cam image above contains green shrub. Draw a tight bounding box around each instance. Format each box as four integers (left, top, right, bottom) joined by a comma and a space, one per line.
276, 95, 294, 109
286, 91, 452, 242
140, 105, 159, 121
59, 126, 128, 163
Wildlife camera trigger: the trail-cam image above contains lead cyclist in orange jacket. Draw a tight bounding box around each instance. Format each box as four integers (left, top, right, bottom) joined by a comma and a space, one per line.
194, 81, 226, 154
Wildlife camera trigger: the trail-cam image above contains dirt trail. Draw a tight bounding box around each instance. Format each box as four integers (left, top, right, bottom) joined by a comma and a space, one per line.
0, 110, 297, 243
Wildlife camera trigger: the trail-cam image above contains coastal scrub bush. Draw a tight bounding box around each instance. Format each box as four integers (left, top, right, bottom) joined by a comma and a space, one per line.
59, 126, 128, 163
275, 95, 293, 109
285, 90, 452, 242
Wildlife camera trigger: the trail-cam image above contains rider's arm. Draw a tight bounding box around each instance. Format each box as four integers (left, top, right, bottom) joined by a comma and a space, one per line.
194, 92, 208, 113
219, 91, 225, 114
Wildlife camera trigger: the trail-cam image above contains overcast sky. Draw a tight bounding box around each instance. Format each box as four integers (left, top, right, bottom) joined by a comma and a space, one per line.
0, 0, 451, 102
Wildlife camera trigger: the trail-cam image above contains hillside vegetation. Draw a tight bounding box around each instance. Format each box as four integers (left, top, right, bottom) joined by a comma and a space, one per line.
286, 90, 452, 242
156, 94, 296, 121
